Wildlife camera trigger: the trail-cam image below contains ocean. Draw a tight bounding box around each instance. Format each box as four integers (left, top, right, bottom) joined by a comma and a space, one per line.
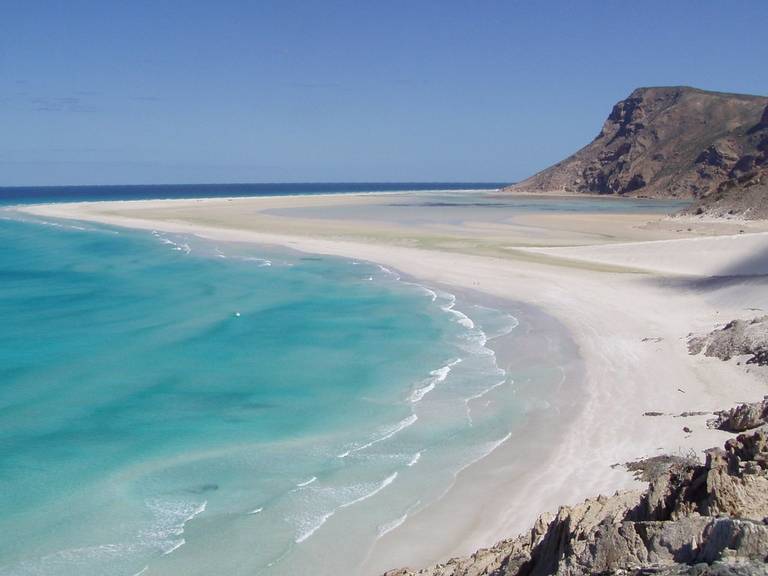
0, 182, 507, 205
0, 184, 533, 576
0, 184, 683, 575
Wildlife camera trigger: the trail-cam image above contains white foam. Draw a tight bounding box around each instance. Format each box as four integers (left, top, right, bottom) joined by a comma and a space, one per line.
151, 231, 192, 254
7, 502, 209, 573
294, 471, 399, 543
401, 280, 438, 302
409, 381, 435, 404
241, 256, 272, 267
455, 432, 512, 477
27, 218, 89, 231
464, 379, 509, 426
465, 378, 508, 403
494, 313, 520, 338
377, 499, 422, 538
162, 539, 185, 555
338, 414, 418, 458
407, 452, 422, 467
440, 294, 475, 329
418, 286, 438, 301
295, 510, 335, 543
143, 499, 207, 556
339, 472, 398, 509
296, 476, 317, 488
376, 264, 401, 280
377, 512, 408, 538
409, 358, 462, 403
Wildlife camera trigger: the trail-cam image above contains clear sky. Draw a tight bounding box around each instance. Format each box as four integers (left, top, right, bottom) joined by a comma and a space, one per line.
2, 1, 767, 186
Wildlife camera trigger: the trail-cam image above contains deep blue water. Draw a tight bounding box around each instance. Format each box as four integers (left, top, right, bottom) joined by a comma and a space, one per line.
0, 182, 506, 205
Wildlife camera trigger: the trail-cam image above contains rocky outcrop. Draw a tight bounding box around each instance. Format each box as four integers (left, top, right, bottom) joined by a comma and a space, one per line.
504, 87, 768, 219
384, 425, 768, 576
688, 316, 768, 366
682, 102, 768, 219
709, 398, 768, 433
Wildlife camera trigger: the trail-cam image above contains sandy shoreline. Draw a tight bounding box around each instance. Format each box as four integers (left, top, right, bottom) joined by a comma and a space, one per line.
16, 194, 768, 573
358, 287, 587, 574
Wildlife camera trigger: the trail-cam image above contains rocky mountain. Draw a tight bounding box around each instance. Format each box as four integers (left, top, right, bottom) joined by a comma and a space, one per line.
505, 86, 768, 218
384, 418, 768, 576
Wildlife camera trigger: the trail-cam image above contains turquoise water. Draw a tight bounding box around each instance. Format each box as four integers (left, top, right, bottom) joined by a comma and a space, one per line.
0, 210, 529, 576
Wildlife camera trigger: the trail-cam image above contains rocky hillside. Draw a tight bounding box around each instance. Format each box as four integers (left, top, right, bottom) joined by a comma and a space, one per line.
384, 419, 768, 576
506, 86, 768, 218
683, 105, 768, 219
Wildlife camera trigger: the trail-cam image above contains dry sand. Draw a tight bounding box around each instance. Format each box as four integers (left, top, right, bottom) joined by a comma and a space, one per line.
19, 193, 768, 573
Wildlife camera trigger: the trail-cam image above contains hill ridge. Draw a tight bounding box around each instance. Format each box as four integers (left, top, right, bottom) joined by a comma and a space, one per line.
506, 86, 768, 218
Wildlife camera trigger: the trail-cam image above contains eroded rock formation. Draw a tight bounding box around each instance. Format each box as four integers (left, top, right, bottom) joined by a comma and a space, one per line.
384, 418, 768, 576
709, 398, 768, 433
688, 316, 768, 366
505, 87, 768, 219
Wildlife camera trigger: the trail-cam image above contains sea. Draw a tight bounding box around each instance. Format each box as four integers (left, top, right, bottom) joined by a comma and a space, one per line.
0, 183, 687, 575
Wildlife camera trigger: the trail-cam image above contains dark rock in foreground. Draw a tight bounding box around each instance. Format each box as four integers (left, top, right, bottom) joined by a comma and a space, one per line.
709, 397, 768, 433
383, 414, 768, 576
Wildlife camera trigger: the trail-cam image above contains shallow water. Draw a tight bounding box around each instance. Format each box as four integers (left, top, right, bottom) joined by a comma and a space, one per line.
265, 190, 690, 226
0, 210, 555, 576
0, 185, 685, 575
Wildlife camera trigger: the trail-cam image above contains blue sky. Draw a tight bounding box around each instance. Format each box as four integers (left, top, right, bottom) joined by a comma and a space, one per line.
1, 1, 767, 186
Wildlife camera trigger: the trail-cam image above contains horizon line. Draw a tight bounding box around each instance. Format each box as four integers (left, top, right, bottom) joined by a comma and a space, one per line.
0, 180, 513, 190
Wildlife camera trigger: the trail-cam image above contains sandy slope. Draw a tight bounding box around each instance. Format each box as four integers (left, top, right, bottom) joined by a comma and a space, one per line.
18, 195, 768, 573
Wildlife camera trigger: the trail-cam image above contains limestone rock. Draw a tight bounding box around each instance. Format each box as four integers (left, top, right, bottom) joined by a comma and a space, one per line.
688, 317, 768, 366
384, 425, 768, 576
709, 398, 768, 433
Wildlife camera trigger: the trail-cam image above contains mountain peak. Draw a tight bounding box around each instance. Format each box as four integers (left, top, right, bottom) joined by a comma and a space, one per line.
506, 86, 768, 216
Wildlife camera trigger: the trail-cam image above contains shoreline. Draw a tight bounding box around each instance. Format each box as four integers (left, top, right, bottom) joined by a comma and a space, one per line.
358, 286, 587, 574
15, 195, 768, 573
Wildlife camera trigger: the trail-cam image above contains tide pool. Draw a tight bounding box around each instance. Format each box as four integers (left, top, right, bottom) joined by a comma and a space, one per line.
0, 211, 547, 576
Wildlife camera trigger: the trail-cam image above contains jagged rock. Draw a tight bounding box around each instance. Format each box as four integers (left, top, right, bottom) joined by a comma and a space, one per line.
688, 317, 768, 366
384, 425, 768, 576
697, 142, 740, 169
682, 102, 768, 219
708, 398, 768, 432
627, 454, 698, 482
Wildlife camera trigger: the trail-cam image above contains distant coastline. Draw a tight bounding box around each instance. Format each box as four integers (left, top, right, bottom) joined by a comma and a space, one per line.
0, 182, 508, 205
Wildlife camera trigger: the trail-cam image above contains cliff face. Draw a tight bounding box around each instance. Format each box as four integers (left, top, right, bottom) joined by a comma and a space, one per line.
506, 86, 768, 218
682, 105, 768, 219
384, 408, 768, 576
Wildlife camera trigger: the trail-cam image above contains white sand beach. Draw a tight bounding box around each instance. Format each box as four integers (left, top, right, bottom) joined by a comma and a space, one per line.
20, 193, 768, 573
